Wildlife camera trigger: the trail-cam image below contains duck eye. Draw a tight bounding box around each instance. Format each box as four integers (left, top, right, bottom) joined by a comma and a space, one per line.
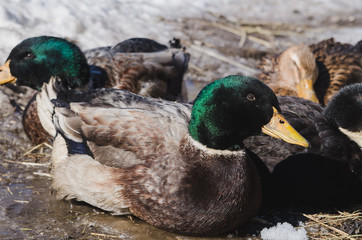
279, 119, 285, 124
24, 52, 34, 60
246, 93, 256, 101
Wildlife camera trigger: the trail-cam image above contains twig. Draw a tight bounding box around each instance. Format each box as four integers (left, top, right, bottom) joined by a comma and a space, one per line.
33, 172, 52, 178
239, 29, 247, 48
210, 22, 246, 38
81, 225, 87, 235
3, 159, 50, 167
190, 44, 258, 74
23, 142, 52, 156
90, 233, 122, 239
189, 63, 205, 75
242, 25, 303, 36
14, 200, 29, 204
20, 228, 33, 231
210, 22, 272, 48
247, 35, 273, 47
7, 186, 13, 195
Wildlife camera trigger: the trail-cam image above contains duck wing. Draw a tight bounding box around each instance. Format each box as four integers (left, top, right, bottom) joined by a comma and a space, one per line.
110, 38, 169, 52
53, 89, 192, 167
256, 52, 280, 86
51, 89, 192, 216
84, 39, 190, 100
310, 38, 362, 105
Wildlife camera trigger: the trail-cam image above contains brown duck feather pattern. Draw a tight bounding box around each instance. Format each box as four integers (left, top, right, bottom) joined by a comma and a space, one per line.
258, 38, 362, 105
309, 38, 362, 105
85, 48, 189, 100
22, 93, 51, 144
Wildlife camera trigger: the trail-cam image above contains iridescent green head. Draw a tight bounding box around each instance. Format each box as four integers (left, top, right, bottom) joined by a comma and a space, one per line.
189, 75, 282, 150
0, 36, 90, 90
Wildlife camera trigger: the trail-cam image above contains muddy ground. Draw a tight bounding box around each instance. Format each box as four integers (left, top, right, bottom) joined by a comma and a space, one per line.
1, 9, 362, 240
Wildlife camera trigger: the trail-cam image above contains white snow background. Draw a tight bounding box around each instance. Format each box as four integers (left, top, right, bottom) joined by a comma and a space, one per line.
1, 0, 362, 63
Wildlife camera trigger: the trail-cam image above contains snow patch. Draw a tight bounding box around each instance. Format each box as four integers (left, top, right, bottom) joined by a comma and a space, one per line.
260, 222, 308, 240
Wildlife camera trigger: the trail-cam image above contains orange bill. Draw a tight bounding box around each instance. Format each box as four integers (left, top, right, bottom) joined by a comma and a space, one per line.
262, 107, 310, 148
296, 78, 319, 103
0, 60, 17, 84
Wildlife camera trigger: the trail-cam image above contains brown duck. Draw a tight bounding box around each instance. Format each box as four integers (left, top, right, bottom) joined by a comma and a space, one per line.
258, 38, 362, 105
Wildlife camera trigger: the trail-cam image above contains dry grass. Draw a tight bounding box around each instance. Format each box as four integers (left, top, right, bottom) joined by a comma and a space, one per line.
303, 210, 362, 240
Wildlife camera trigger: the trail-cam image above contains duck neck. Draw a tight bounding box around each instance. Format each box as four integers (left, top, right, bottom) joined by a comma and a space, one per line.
54, 66, 90, 91
184, 134, 246, 157
36, 77, 65, 137
339, 127, 362, 149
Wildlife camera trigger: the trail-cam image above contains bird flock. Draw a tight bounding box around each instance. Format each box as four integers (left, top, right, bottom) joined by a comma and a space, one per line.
0, 36, 361, 236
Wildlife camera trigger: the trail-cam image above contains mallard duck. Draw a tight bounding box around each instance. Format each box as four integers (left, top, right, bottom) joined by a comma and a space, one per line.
0, 36, 190, 144
244, 83, 362, 178
50, 75, 309, 236
258, 38, 362, 105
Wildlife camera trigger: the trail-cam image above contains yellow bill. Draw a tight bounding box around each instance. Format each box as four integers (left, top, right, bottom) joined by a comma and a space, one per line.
0, 60, 17, 85
296, 78, 319, 103
262, 107, 310, 148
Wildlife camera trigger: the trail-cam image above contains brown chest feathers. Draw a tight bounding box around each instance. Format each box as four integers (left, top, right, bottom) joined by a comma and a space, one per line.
119, 136, 262, 236
22, 93, 52, 144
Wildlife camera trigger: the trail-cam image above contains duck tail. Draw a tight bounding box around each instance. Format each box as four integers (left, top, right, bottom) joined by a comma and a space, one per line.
169, 38, 182, 49
161, 38, 191, 100
167, 49, 190, 100
169, 38, 190, 76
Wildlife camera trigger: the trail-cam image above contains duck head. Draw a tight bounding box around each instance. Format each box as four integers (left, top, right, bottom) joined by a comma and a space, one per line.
189, 75, 310, 150
0, 36, 90, 90
324, 83, 362, 148
278, 44, 319, 103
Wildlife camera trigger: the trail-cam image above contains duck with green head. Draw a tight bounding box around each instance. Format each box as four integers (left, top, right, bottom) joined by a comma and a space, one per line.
0, 36, 189, 144
51, 75, 309, 236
